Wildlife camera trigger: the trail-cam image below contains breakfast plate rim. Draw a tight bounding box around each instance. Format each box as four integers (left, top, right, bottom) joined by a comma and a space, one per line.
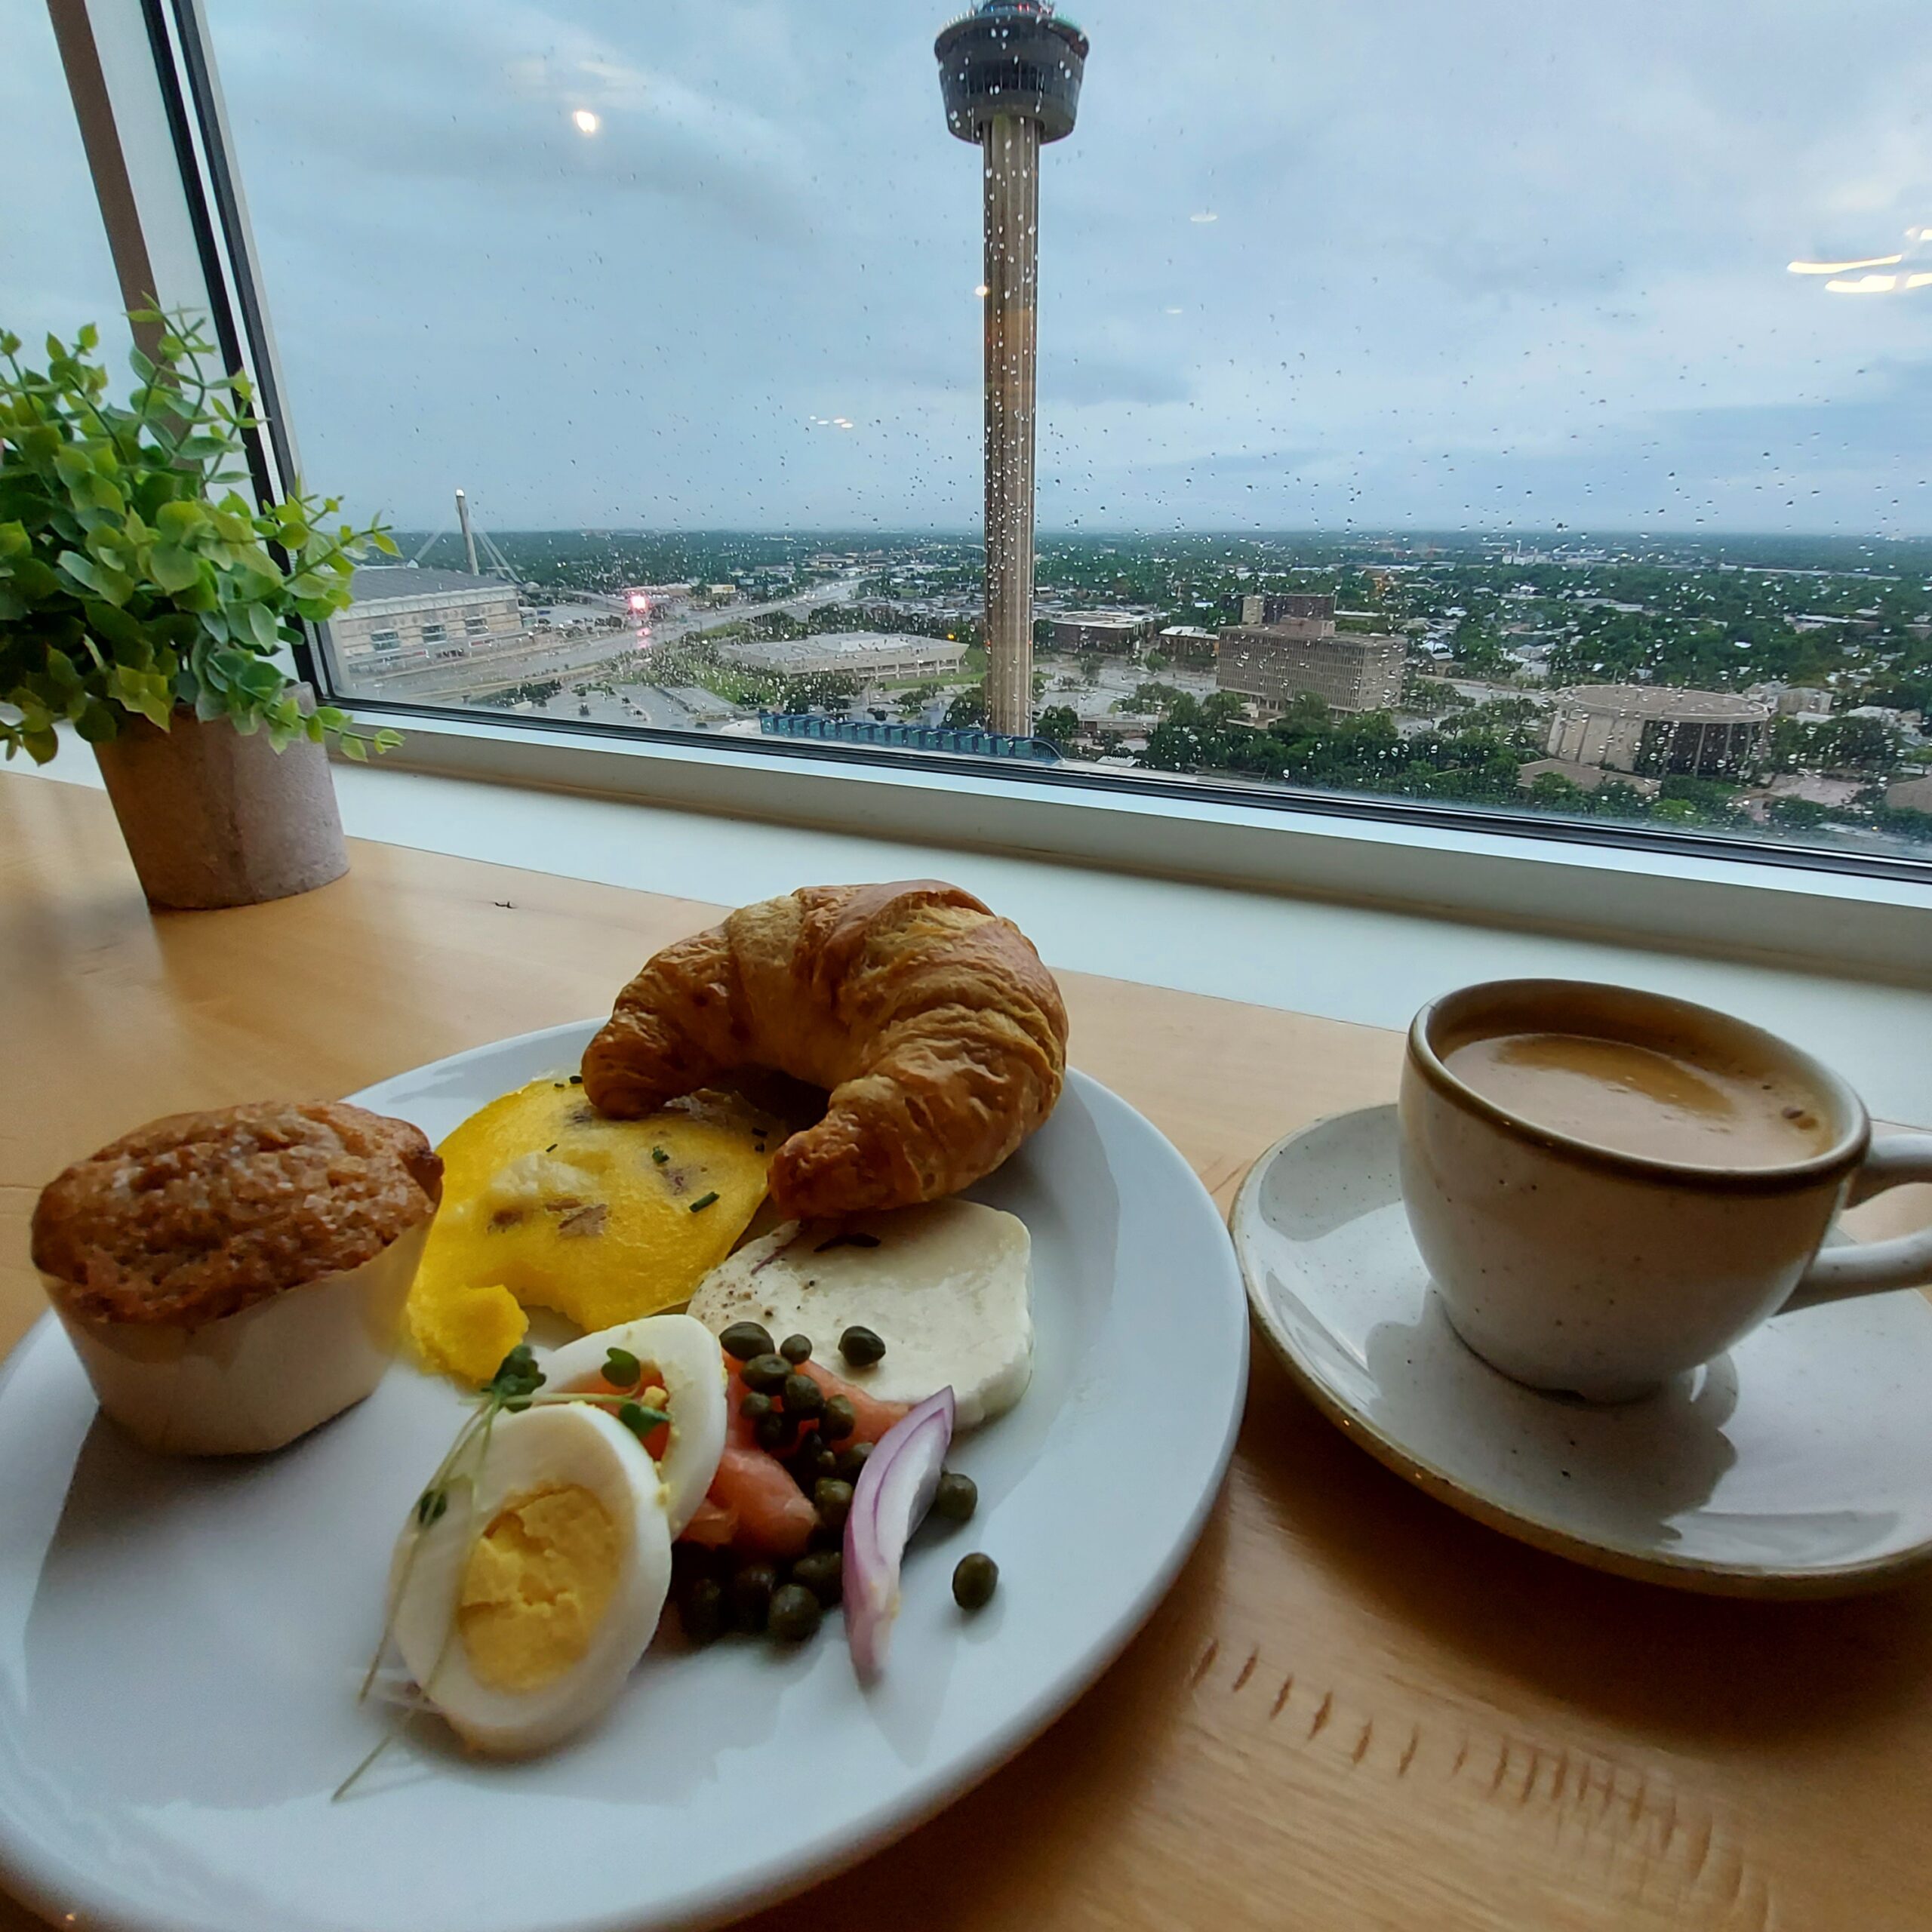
0, 1022, 1248, 1932
1233, 1103, 1932, 1601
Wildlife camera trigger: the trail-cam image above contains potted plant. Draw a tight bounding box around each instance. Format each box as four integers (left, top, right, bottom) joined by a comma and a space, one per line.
0, 310, 400, 908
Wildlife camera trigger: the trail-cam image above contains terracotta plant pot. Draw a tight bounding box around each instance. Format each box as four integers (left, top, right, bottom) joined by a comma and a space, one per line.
91, 694, 349, 911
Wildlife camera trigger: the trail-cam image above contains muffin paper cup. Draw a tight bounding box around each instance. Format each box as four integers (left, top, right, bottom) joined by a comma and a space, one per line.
41, 1218, 429, 1456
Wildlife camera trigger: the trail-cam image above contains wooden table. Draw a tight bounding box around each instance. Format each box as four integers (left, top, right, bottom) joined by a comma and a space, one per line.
5, 771, 1931, 1932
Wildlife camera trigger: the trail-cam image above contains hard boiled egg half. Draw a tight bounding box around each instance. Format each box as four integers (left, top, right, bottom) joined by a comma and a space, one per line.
540, 1314, 728, 1538
388, 1403, 672, 1755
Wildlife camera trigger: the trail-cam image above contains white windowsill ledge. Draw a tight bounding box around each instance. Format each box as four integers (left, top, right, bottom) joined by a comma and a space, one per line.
367, 706, 1932, 987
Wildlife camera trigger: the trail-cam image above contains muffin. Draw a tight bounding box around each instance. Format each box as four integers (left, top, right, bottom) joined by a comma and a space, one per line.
32, 1100, 443, 1454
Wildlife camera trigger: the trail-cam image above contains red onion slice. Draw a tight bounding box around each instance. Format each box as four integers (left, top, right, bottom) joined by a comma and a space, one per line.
843, 1386, 955, 1682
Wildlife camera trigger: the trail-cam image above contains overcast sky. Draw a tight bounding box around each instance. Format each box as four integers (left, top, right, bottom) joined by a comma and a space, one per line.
8, 1, 1932, 536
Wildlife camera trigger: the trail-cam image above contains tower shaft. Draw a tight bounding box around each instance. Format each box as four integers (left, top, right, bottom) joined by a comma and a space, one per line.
455, 488, 479, 576
981, 113, 1040, 737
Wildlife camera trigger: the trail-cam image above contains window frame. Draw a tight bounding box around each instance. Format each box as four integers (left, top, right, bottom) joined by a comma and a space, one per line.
55, 0, 1932, 931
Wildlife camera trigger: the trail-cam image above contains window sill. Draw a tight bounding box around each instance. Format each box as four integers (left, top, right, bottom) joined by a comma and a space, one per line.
360, 705, 1932, 987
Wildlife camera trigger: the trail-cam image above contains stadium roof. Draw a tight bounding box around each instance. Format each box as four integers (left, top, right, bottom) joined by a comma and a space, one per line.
349, 566, 508, 601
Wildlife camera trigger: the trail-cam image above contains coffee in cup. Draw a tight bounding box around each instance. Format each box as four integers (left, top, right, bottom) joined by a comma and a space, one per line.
1399, 980, 1932, 1401
1438, 1031, 1835, 1169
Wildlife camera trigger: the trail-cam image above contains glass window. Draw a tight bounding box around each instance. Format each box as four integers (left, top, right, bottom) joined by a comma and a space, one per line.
192, 0, 1932, 866
1, 8, 126, 352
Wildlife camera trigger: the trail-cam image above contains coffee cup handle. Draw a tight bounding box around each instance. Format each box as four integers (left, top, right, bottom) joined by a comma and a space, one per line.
1783, 1134, 1932, 1312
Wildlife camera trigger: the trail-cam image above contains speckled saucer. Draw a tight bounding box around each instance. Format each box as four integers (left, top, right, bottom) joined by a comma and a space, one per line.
1232, 1104, 1932, 1597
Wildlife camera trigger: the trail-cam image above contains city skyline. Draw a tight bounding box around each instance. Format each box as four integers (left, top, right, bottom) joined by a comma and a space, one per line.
12, 2, 1932, 536
320, 524, 1932, 864
380, 523, 1932, 563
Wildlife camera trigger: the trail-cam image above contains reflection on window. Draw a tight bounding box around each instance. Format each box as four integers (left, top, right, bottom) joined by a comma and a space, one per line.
198, 0, 1932, 862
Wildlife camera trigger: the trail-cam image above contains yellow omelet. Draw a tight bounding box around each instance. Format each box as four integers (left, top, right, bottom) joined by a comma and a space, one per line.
407, 1077, 776, 1386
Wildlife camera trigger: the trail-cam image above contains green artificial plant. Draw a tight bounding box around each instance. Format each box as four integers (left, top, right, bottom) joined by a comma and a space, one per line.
0, 309, 400, 764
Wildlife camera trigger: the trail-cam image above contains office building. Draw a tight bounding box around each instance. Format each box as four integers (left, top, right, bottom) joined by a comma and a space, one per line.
1546, 685, 1770, 777
1240, 592, 1334, 631
1217, 624, 1405, 716
1158, 624, 1219, 663
331, 566, 524, 671
1044, 612, 1147, 655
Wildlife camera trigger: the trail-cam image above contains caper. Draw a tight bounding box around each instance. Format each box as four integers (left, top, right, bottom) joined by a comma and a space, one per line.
834, 1441, 874, 1483
767, 1582, 823, 1643
672, 1540, 726, 1589
819, 1394, 857, 1441
754, 1411, 795, 1454
814, 1477, 854, 1530
719, 1321, 775, 1363
741, 1352, 791, 1395
933, 1471, 978, 1524
678, 1575, 724, 1646
739, 1390, 774, 1422
726, 1561, 777, 1633
791, 1549, 844, 1606
952, 1552, 998, 1611
782, 1372, 825, 1420
780, 1334, 814, 1364
838, 1324, 886, 1369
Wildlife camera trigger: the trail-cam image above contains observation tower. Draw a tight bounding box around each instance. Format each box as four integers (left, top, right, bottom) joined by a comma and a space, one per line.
936, 2, 1089, 735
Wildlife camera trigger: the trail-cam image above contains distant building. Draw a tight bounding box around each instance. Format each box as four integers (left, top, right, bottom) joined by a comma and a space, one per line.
722, 632, 967, 681
1217, 623, 1405, 717
1217, 592, 1402, 715
1775, 686, 1833, 717
332, 566, 523, 671
1517, 757, 1660, 799
1156, 624, 1218, 663
1240, 592, 1333, 630
1546, 685, 1769, 778
1044, 612, 1149, 655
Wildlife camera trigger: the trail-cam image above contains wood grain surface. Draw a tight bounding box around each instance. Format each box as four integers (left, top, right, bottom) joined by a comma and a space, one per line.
5, 771, 1931, 1932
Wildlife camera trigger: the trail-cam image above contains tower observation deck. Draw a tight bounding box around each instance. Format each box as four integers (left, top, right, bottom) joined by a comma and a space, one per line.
935, 2, 1090, 736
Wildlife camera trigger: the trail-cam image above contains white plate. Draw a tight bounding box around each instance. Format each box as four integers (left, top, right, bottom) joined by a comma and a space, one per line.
0, 1023, 1247, 1932
1233, 1104, 1932, 1598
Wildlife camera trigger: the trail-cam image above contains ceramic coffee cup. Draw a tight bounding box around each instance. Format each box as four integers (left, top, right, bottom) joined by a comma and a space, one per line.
1398, 979, 1932, 1401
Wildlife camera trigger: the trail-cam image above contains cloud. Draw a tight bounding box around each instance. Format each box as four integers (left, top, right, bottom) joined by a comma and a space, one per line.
22, 0, 1914, 532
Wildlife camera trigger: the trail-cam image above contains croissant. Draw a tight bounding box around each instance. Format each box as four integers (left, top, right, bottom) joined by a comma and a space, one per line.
581, 881, 1068, 1218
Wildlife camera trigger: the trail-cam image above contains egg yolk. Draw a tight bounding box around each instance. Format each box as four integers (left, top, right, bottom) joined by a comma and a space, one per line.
457, 1484, 621, 1694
